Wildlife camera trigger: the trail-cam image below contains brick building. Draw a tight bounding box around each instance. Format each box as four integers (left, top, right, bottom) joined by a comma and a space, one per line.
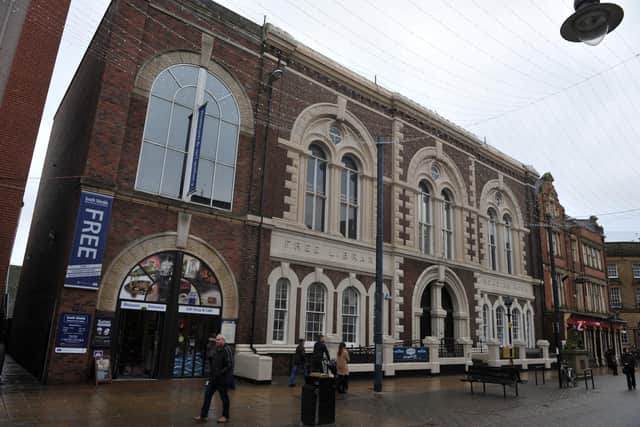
537, 173, 622, 367
605, 242, 640, 350
0, 0, 71, 312
12, 0, 546, 384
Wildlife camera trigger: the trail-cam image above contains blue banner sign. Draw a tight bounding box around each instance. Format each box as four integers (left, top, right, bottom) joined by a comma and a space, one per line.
64, 191, 113, 290
393, 347, 429, 363
55, 312, 91, 354
188, 102, 208, 195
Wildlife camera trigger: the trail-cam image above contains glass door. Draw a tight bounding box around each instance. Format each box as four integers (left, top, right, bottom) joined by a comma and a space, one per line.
117, 309, 164, 378
173, 314, 221, 377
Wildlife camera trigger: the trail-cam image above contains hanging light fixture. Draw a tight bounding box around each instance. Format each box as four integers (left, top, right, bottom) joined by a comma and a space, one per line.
561, 0, 624, 46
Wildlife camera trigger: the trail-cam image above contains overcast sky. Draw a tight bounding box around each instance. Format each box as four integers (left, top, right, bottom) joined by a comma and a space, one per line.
10, 0, 640, 265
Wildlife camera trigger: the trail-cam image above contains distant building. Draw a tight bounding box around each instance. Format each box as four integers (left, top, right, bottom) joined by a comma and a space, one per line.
605, 242, 640, 350
537, 173, 622, 367
0, 0, 71, 304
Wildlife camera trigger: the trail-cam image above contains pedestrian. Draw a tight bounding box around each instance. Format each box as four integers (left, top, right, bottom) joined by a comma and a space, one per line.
194, 334, 234, 423
621, 348, 636, 391
336, 342, 350, 393
606, 348, 618, 376
289, 338, 307, 387
311, 335, 330, 373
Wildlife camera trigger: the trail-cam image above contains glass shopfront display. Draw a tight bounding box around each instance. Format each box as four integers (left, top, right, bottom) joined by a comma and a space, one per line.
114, 251, 223, 379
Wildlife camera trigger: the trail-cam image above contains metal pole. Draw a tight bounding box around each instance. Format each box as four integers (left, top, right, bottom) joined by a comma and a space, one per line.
374, 137, 384, 392
507, 306, 513, 365
547, 213, 563, 388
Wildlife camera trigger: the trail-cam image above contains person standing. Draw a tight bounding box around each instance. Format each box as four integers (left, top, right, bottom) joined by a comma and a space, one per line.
289, 338, 307, 387
336, 342, 350, 393
194, 335, 234, 423
311, 335, 331, 373
606, 348, 618, 376
621, 348, 636, 391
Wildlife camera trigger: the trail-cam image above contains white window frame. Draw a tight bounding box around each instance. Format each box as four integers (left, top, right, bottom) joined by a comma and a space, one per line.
341, 287, 360, 346
299, 271, 334, 347
418, 181, 432, 255
608, 264, 619, 278
441, 190, 454, 259
609, 287, 621, 309
339, 156, 359, 239
488, 209, 498, 271
496, 306, 505, 346
635, 287, 640, 309
525, 309, 535, 348
504, 215, 513, 274
512, 308, 521, 341
305, 144, 328, 232
633, 264, 640, 279
135, 64, 240, 210
482, 304, 490, 345
305, 283, 327, 342
272, 278, 289, 344
266, 265, 299, 345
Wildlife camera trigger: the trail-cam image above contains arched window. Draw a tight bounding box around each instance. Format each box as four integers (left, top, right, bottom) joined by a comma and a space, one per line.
526, 310, 534, 347
504, 214, 513, 274
418, 181, 432, 255
496, 306, 505, 346
512, 307, 520, 341
342, 287, 359, 345
305, 283, 326, 341
482, 304, 490, 344
272, 278, 289, 343
441, 190, 453, 259
305, 144, 327, 231
136, 64, 240, 209
488, 209, 498, 271
340, 156, 359, 239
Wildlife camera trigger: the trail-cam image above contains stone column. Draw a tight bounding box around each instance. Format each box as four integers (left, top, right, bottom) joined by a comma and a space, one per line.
383, 336, 397, 376
457, 337, 473, 371
423, 336, 441, 374
487, 338, 500, 367
514, 339, 527, 369
537, 339, 551, 369
431, 281, 445, 339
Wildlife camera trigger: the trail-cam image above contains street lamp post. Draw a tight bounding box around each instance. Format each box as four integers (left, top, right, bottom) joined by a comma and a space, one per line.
504, 296, 514, 366
561, 0, 624, 46
374, 136, 384, 393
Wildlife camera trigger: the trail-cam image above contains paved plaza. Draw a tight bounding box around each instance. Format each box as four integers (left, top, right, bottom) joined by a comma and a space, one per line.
0, 359, 638, 426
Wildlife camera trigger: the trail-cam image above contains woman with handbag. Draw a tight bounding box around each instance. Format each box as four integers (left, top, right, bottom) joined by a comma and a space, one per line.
336, 342, 350, 393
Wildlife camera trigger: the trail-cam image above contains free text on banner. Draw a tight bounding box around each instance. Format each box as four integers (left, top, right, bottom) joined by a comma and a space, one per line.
64, 191, 113, 290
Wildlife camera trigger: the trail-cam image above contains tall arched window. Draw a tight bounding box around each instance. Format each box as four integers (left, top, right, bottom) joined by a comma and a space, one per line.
512, 307, 520, 341
526, 310, 534, 347
418, 181, 432, 255
272, 278, 289, 343
340, 156, 359, 239
136, 64, 240, 209
496, 306, 505, 346
305, 144, 327, 231
504, 214, 513, 274
488, 209, 498, 271
441, 190, 453, 259
342, 287, 359, 345
482, 304, 490, 344
305, 283, 326, 341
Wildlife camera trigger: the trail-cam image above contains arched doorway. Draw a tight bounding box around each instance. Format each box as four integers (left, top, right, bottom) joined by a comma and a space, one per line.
419, 282, 454, 343
420, 287, 431, 339
114, 251, 223, 379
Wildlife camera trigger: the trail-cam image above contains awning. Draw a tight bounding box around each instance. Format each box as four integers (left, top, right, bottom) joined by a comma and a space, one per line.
567, 316, 622, 330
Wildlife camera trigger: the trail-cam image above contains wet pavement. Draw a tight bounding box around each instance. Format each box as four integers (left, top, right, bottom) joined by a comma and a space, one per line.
1, 357, 638, 426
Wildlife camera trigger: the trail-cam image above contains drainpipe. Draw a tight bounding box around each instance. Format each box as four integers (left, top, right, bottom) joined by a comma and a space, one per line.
249, 66, 283, 354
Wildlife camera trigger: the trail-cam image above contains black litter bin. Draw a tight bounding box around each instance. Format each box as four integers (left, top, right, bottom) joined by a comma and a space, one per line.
301, 374, 335, 426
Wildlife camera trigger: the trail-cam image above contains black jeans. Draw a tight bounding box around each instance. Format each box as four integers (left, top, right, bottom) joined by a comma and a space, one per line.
624, 367, 636, 390
200, 382, 230, 418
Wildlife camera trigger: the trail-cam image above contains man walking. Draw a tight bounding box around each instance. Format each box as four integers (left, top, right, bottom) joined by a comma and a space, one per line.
289, 338, 307, 387
311, 335, 331, 373
621, 348, 636, 391
194, 334, 234, 423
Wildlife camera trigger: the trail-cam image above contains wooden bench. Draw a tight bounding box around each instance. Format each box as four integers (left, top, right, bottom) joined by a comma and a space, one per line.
461, 366, 523, 398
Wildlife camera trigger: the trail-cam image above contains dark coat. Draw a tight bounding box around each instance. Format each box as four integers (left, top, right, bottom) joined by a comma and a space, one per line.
294, 344, 307, 367
311, 341, 330, 372
208, 343, 234, 386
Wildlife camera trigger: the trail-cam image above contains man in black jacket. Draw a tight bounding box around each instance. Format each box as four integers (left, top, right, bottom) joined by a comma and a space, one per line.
621, 348, 637, 390
289, 338, 307, 386
311, 335, 331, 373
194, 334, 234, 423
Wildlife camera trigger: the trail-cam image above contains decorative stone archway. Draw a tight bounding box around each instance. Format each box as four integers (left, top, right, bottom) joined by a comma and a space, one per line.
98, 233, 239, 319
411, 265, 470, 342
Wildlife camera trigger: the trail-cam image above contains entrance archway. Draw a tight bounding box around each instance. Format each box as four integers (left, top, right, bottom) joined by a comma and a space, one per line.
419, 282, 455, 342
